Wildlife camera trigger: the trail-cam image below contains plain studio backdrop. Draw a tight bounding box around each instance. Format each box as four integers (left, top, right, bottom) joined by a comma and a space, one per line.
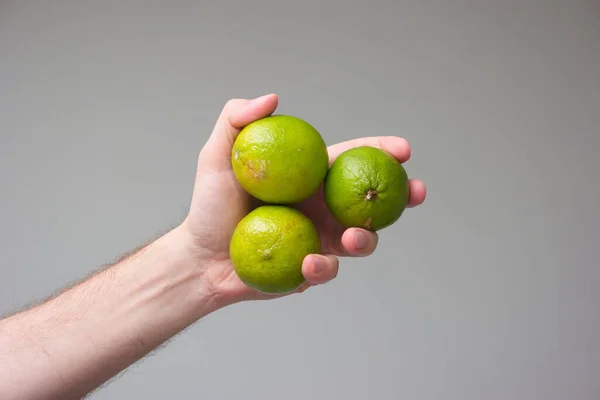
1, 1, 599, 399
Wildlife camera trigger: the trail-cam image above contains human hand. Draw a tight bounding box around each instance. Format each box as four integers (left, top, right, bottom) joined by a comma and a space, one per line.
182, 94, 426, 303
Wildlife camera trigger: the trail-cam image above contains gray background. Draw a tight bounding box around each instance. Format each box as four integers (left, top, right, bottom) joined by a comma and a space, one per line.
1, 1, 599, 399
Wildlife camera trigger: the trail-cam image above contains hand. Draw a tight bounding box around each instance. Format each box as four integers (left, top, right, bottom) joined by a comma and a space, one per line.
182, 94, 426, 303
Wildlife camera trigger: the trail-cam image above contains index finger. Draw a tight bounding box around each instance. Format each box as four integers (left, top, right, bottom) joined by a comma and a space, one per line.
326, 136, 411, 165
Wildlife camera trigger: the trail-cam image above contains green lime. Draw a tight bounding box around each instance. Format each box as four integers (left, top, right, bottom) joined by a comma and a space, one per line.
231, 115, 329, 204
324, 146, 409, 231
229, 205, 321, 294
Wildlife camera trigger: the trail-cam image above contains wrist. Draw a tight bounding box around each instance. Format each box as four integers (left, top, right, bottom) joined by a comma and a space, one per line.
177, 218, 249, 308
152, 225, 228, 316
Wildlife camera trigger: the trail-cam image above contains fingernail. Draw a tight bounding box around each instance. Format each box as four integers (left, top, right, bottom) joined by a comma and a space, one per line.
355, 231, 368, 250
312, 256, 324, 274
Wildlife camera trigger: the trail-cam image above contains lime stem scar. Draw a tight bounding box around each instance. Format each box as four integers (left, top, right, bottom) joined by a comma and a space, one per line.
365, 189, 378, 200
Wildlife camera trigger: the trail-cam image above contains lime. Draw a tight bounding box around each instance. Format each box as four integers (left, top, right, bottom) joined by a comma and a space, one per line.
324, 146, 409, 231
231, 115, 329, 204
229, 205, 321, 294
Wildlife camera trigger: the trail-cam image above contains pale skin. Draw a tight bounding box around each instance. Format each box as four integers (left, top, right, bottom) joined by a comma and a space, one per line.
0, 94, 426, 400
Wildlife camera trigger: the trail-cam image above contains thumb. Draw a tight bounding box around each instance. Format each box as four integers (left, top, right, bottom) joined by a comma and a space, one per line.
198, 94, 279, 171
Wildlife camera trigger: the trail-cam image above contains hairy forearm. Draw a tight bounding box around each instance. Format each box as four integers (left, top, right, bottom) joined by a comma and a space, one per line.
0, 226, 219, 400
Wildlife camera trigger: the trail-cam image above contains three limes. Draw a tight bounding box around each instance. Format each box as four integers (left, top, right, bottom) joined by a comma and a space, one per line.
229, 113, 411, 294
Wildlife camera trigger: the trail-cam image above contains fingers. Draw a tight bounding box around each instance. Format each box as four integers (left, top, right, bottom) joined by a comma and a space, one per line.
327, 136, 411, 165
199, 94, 279, 171
340, 228, 379, 256
302, 254, 339, 285
226, 94, 279, 131
295, 229, 377, 294
408, 179, 427, 207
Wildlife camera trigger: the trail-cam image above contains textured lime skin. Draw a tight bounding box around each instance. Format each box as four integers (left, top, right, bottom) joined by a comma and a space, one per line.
231, 115, 329, 204
229, 206, 321, 294
324, 146, 409, 231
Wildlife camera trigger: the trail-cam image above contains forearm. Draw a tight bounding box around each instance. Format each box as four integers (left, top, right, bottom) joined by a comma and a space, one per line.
0, 226, 220, 400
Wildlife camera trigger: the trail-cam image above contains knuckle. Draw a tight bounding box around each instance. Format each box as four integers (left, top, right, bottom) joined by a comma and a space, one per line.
223, 98, 243, 113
